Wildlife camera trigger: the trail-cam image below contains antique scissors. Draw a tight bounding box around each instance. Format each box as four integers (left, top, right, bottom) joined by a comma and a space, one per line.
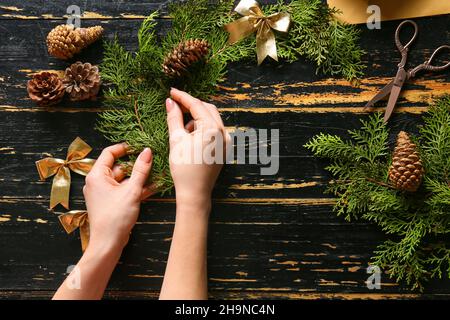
365, 20, 450, 122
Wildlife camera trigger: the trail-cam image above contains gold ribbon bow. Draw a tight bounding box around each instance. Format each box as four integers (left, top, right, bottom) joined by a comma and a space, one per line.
36, 137, 95, 210
224, 0, 291, 65
59, 210, 90, 252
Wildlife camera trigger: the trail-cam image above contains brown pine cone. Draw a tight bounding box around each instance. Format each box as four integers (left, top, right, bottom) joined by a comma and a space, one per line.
63, 62, 101, 101
27, 72, 66, 106
47, 24, 103, 60
388, 131, 424, 192
162, 39, 210, 78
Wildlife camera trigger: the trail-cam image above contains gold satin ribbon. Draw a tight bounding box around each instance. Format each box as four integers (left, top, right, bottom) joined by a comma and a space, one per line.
36, 137, 95, 210
58, 210, 90, 252
224, 0, 291, 65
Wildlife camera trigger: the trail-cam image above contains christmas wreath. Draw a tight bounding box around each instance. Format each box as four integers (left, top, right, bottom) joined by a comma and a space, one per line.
305, 95, 450, 290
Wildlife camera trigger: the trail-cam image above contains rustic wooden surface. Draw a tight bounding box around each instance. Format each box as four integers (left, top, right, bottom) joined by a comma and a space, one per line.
0, 1, 449, 300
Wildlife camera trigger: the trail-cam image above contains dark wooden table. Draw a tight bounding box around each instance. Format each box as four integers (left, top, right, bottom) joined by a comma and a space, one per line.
0, 1, 449, 300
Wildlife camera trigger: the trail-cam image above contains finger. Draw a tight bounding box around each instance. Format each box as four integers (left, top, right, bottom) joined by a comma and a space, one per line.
166, 98, 186, 135
224, 129, 233, 162
141, 183, 157, 200
112, 164, 127, 182
185, 119, 195, 133
129, 148, 153, 189
170, 88, 211, 121
203, 103, 229, 156
94, 143, 128, 169
203, 102, 225, 129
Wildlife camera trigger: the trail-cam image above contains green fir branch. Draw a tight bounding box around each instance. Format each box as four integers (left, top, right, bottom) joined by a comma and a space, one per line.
305, 96, 450, 290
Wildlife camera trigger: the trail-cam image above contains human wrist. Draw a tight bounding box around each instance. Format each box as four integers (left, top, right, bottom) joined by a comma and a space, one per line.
175, 191, 211, 214
177, 201, 211, 218
174, 201, 211, 238
84, 236, 124, 263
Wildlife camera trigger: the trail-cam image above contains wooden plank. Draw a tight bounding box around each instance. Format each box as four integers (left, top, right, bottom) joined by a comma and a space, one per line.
0, 0, 279, 20
1, 200, 450, 294
4, 290, 450, 300
0, 200, 438, 294
0, 1, 166, 20
0, 17, 449, 112
0, 4, 449, 298
0, 110, 424, 201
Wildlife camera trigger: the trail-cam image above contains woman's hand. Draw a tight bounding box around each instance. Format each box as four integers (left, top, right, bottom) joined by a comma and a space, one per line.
53, 145, 154, 300
160, 88, 230, 300
166, 88, 231, 209
83, 144, 154, 253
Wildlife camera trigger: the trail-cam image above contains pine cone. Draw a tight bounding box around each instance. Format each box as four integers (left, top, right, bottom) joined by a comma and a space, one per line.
27, 72, 66, 106
47, 24, 103, 60
162, 39, 210, 77
63, 62, 101, 101
388, 131, 424, 192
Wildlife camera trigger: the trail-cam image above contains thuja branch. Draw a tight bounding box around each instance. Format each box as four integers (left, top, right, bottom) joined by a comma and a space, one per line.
365, 177, 397, 190
133, 100, 145, 133
305, 96, 450, 290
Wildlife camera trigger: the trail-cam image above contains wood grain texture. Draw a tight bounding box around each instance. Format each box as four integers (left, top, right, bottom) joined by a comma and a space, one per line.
0, 1, 449, 299
0, 0, 281, 20
0, 1, 165, 20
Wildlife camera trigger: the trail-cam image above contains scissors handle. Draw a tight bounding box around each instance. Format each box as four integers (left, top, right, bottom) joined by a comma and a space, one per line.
395, 20, 418, 67
424, 45, 450, 71
395, 20, 418, 51
409, 45, 450, 78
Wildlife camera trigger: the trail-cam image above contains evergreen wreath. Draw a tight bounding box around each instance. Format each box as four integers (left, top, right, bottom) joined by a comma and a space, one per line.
305, 95, 450, 291
97, 0, 364, 194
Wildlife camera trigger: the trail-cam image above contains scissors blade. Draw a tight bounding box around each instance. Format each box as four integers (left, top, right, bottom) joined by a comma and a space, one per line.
384, 68, 407, 122
364, 80, 395, 109
383, 84, 402, 122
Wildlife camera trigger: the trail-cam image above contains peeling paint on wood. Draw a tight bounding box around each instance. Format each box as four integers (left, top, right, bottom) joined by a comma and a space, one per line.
82, 11, 113, 19
0, 216, 11, 223
128, 274, 163, 278
0, 5, 449, 299
0, 6, 23, 12
0, 14, 38, 19
210, 278, 258, 283
229, 182, 319, 190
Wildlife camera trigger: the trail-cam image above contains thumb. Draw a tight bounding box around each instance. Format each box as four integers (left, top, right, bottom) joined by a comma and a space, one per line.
129, 148, 153, 188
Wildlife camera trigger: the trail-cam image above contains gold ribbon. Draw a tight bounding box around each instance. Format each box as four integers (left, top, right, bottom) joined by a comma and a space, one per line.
58, 210, 90, 252
224, 0, 291, 65
36, 137, 95, 210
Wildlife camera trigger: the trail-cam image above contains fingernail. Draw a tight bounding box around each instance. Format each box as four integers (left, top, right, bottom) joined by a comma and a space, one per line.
166, 98, 173, 112
138, 148, 152, 163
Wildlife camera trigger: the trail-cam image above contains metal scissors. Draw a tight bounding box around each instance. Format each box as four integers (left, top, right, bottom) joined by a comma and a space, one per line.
365, 20, 450, 122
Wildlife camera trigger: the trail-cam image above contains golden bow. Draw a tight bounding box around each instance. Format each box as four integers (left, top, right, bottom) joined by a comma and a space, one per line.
224, 0, 291, 65
59, 210, 90, 252
36, 137, 95, 210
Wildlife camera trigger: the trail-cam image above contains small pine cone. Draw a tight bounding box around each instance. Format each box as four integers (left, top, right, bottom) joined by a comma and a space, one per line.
63, 62, 101, 101
47, 24, 103, 60
388, 131, 424, 192
162, 39, 210, 78
27, 72, 65, 106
